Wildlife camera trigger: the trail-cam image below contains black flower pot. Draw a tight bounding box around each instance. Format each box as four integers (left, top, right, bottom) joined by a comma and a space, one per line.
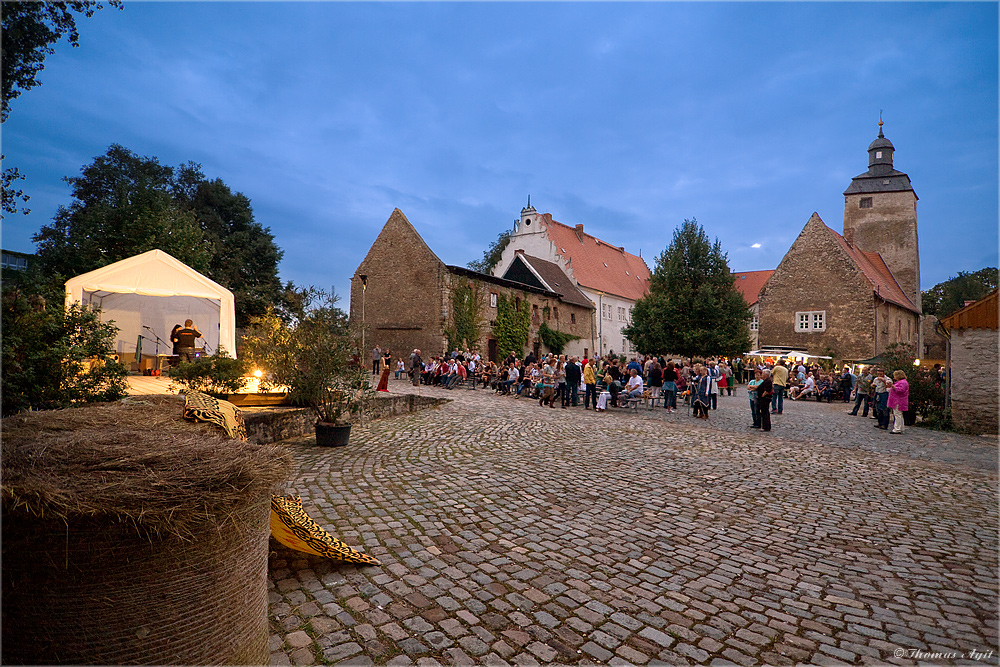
315, 422, 351, 447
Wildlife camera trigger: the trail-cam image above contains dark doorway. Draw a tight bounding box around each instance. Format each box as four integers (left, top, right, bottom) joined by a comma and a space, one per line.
488, 338, 497, 363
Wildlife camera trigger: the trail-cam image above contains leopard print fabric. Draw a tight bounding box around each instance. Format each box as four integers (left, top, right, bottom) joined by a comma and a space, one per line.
182, 390, 248, 441
270, 495, 380, 565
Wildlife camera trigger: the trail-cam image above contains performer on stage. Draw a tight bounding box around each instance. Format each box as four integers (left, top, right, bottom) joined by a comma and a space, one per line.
170, 324, 183, 356
174, 319, 202, 362
376, 349, 392, 392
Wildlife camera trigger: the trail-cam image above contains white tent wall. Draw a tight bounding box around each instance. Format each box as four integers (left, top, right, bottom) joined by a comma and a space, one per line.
87, 292, 223, 358
65, 249, 237, 360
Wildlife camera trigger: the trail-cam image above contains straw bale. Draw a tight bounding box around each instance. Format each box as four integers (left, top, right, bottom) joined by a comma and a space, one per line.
2, 395, 293, 539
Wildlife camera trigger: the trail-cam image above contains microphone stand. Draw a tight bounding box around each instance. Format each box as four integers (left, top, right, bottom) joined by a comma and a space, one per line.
142, 326, 169, 356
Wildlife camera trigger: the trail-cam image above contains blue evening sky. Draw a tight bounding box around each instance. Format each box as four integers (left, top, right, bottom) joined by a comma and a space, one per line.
3, 2, 997, 303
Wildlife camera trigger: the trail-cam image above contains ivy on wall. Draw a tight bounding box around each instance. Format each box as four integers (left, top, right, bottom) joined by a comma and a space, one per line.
493, 293, 530, 358
538, 321, 581, 355
445, 280, 486, 351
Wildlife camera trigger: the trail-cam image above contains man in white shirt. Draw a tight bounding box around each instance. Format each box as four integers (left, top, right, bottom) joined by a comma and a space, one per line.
790, 374, 816, 400
624, 368, 644, 399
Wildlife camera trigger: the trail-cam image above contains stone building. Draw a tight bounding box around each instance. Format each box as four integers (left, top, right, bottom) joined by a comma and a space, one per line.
492, 203, 650, 358
939, 290, 998, 434
732, 270, 774, 351
756, 213, 921, 361
750, 123, 923, 361
349, 209, 594, 362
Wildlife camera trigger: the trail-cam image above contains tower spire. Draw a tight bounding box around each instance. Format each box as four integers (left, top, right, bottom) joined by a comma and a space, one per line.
878, 110, 884, 138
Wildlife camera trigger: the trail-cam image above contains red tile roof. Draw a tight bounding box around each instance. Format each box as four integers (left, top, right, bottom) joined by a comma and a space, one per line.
731, 270, 774, 306
535, 213, 650, 301
826, 224, 919, 313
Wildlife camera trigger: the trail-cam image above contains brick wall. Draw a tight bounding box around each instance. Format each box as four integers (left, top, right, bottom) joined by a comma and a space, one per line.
948, 328, 999, 435
350, 209, 449, 358
758, 214, 877, 361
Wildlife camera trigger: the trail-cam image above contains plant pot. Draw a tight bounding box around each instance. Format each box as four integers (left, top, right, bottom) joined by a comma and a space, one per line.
315, 422, 351, 447
903, 408, 917, 426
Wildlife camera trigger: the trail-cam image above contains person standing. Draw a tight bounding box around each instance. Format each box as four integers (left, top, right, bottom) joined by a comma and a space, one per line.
409, 349, 422, 387
757, 369, 773, 432
648, 361, 663, 407
583, 358, 598, 410
873, 368, 890, 429
706, 360, 720, 409
170, 324, 183, 356
662, 361, 678, 413
175, 319, 202, 363
887, 370, 910, 434
564, 356, 582, 407
376, 349, 392, 392
692, 364, 711, 420
372, 345, 382, 375
770, 360, 788, 414
747, 369, 763, 428
540, 359, 557, 408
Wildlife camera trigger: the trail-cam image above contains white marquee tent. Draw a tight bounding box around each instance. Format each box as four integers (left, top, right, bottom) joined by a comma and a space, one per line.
65, 249, 237, 360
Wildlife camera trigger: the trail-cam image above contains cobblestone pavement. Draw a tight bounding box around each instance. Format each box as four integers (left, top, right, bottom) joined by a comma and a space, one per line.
269, 378, 998, 666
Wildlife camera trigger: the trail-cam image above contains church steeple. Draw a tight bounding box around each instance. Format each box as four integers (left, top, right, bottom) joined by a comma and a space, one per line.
866, 118, 895, 175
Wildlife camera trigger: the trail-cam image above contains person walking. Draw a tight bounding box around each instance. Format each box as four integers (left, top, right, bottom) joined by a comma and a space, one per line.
849, 368, 874, 416
887, 370, 910, 434
662, 361, 678, 412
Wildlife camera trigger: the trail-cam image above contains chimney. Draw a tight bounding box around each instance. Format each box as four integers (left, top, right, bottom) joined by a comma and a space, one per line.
574, 223, 584, 242
515, 248, 525, 255
844, 228, 855, 246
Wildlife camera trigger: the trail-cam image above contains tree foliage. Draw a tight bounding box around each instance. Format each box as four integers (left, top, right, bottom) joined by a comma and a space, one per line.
2, 160, 31, 218
34, 144, 287, 327
922, 268, 998, 319
1, 0, 122, 122
493, 293, 530, 359
2, 267, 127, 415
168, 349, 250, 398
623, 218, 752, 358
468, 230, 512, 273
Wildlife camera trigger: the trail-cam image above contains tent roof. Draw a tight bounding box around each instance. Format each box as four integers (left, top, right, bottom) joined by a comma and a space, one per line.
65, 249, 232, 300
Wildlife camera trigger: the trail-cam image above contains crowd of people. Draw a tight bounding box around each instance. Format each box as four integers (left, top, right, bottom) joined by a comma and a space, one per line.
378, 346, 917, 435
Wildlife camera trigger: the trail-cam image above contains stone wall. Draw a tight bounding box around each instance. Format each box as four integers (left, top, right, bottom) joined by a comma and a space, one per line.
243, 394, 448, 444
758, 214, 877, 361
948, 328, 999, 435
843, 189, 920, 313
350, 209, 449, 359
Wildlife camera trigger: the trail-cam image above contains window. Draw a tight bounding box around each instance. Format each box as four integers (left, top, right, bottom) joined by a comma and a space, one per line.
750, 315, 759, 331
795, 311, 826, 332
532, 304, 539, 319
489, 292, 497, 308
515, 297, 521, 311
860, 197, 873, 209
602, 303, 612, 320
570, 313, 576, 324
618, 306, 626, 322
553, 307, 559, 320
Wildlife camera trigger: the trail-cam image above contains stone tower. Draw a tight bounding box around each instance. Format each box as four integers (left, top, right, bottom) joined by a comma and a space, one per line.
843, 120, 921, 314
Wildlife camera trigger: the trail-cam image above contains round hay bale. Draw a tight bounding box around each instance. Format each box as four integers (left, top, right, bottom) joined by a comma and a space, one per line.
2, 396, 293, 665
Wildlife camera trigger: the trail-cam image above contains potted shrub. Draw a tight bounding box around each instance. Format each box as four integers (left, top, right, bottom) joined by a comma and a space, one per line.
243, 290, 374, 446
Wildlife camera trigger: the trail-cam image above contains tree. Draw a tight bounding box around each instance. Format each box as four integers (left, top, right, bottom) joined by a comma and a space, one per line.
468, 230, 512, 273
34, 145, 210, 278
2, 0, 122, 122
175, 169, 284, 325
2, 162, 31, 218
922, 268, 998, 318
34, 145, 288, 327
623, 218, 752, 358
2, 267, 127, 415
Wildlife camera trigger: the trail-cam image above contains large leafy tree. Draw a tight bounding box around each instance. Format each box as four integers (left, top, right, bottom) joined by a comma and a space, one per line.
922, 268, 998, 318
34, 145, 287, 327
623, 218, 752, 358
34, 144, 210, 277
174, 165, 284, 325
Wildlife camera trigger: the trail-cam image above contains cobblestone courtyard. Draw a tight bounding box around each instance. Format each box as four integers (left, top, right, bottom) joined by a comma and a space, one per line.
269, 379, 999, 666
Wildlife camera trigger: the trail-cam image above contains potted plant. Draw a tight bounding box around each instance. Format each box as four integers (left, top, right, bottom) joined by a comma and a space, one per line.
243, 290, 374, 446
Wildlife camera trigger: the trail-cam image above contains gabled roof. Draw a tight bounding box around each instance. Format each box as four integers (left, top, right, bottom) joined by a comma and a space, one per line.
731, 270, 774, 306
940, 290, 999, 331
502, 253, 595, 309
535, 214, 650, 301
817, 217, 919, 313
